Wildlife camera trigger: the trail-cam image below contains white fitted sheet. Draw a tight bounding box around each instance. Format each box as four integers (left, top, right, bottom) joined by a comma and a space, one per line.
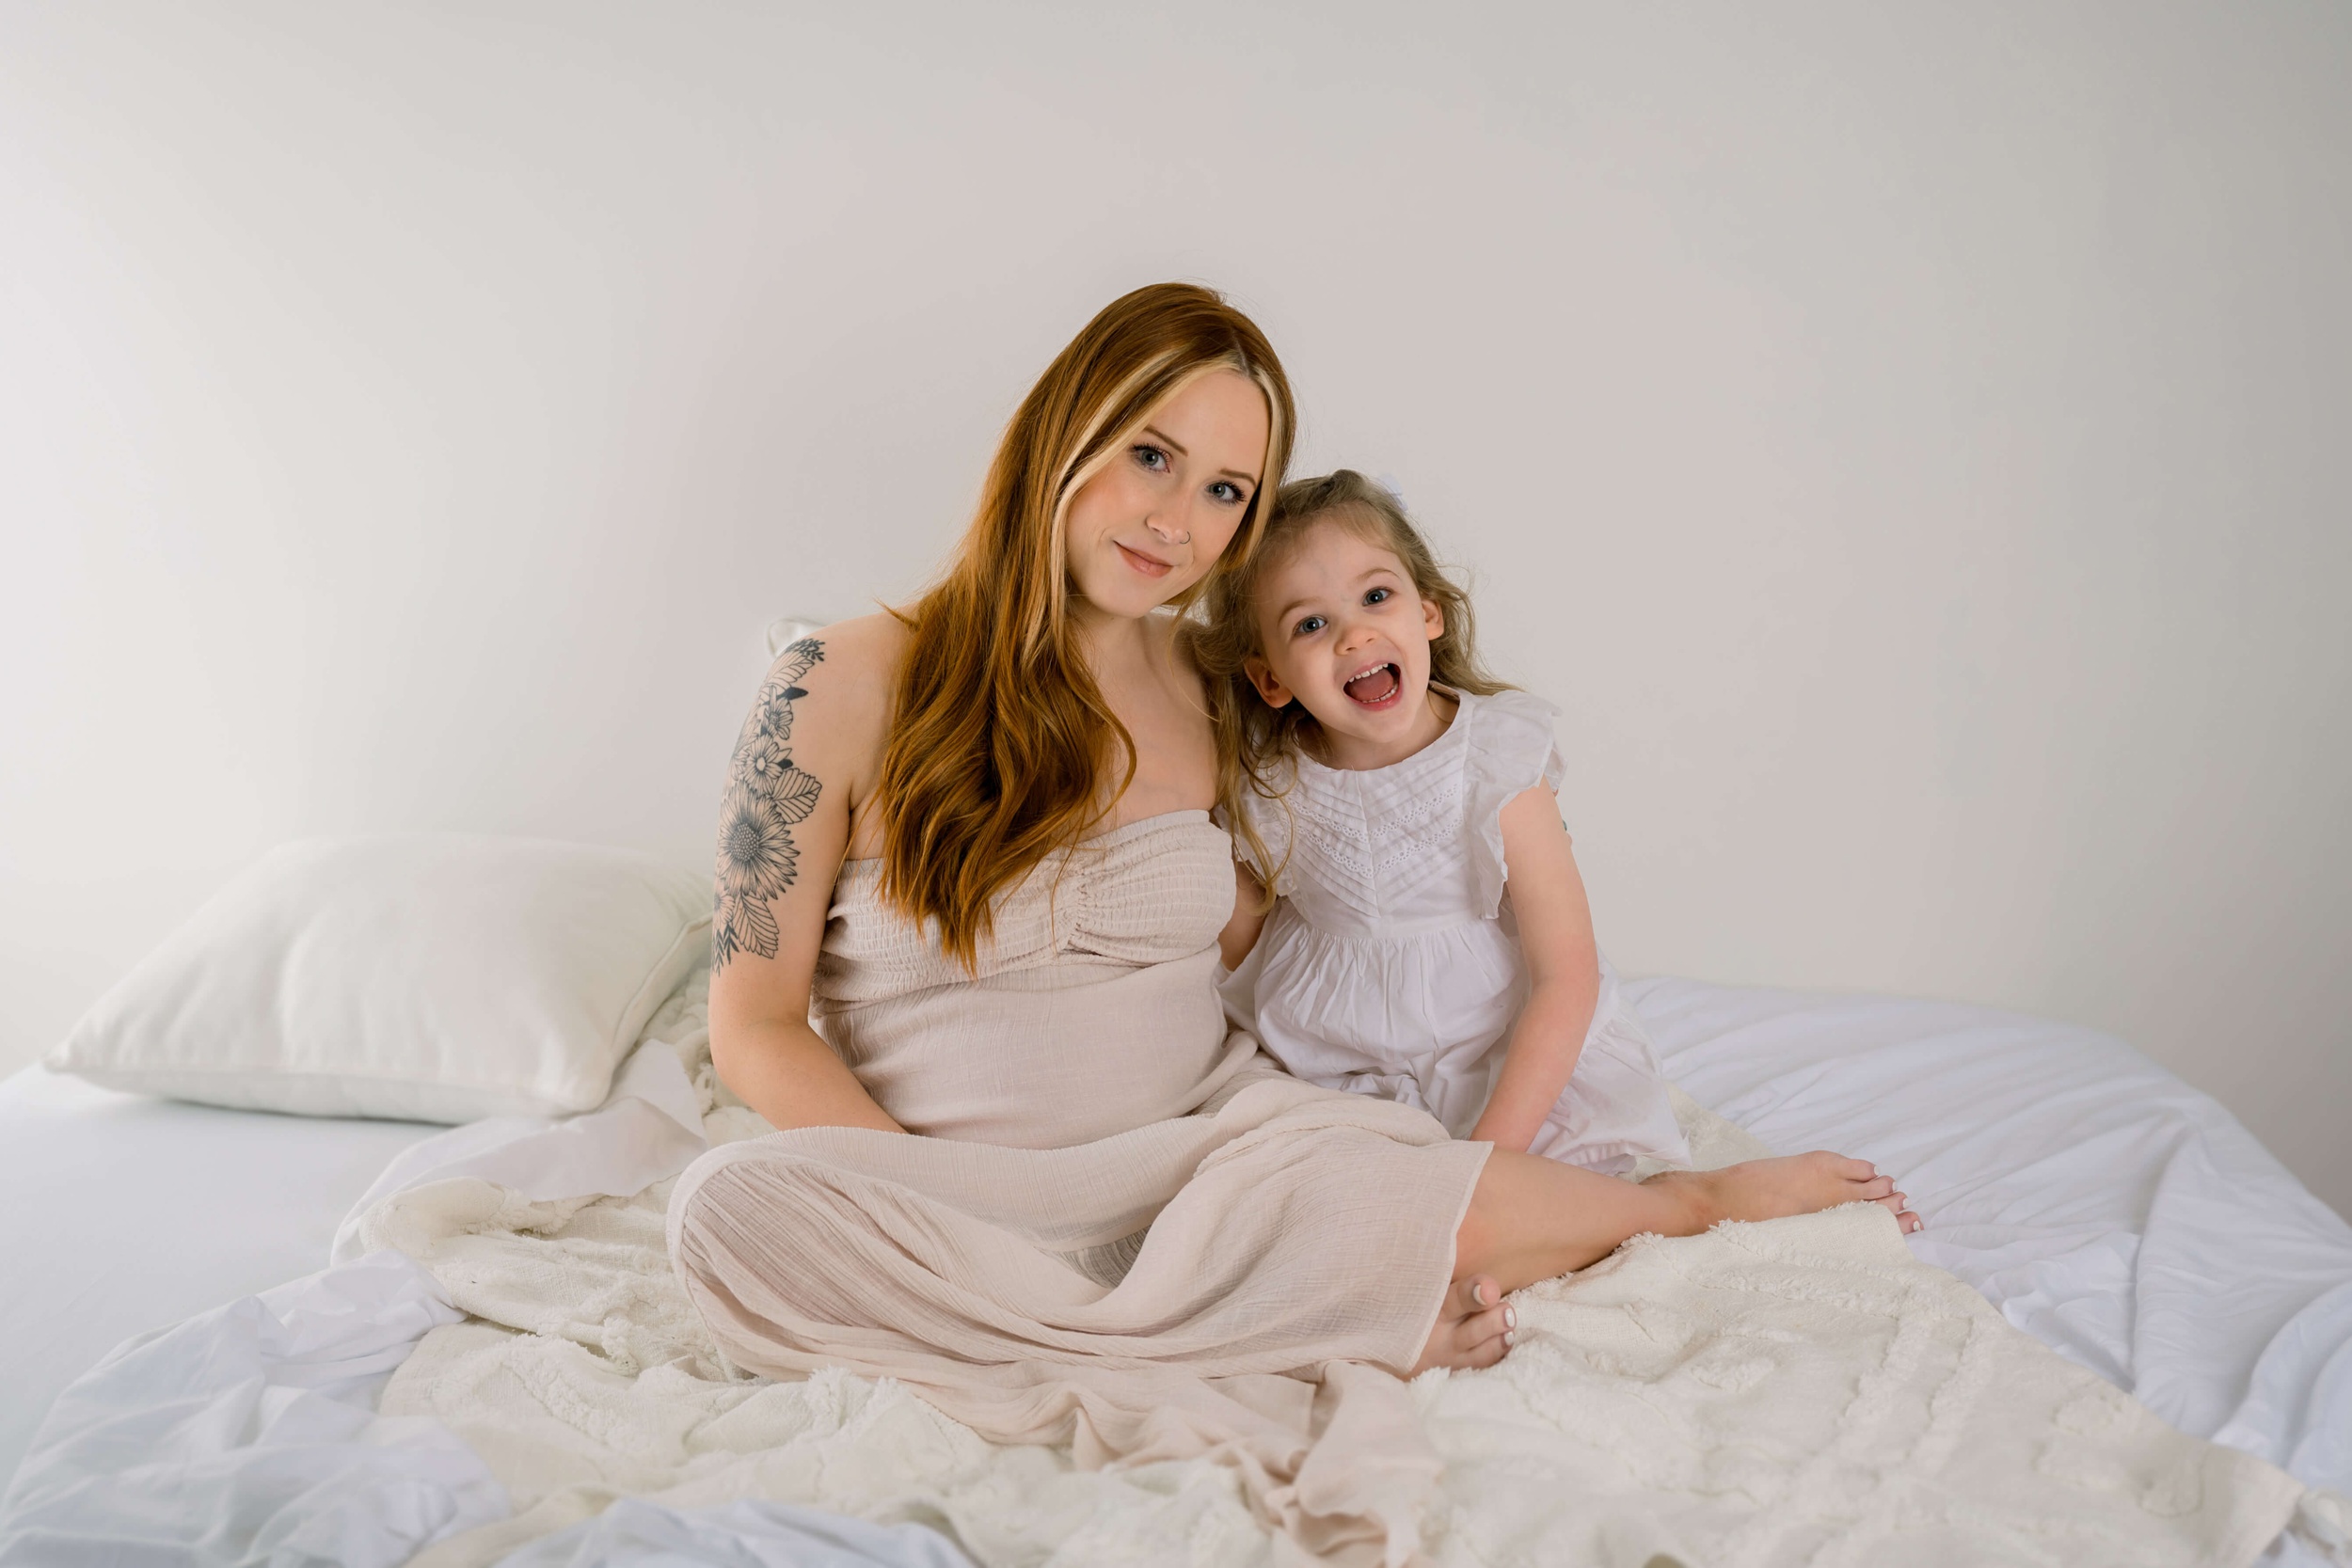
0, 1067, 439, 1483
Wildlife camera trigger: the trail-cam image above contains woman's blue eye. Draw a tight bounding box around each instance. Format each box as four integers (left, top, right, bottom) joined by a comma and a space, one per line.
1294, 614, 1327, 637
1364, 586, 1391, 606
1209, 481, 1243, 505
1133, 445, 1168, 471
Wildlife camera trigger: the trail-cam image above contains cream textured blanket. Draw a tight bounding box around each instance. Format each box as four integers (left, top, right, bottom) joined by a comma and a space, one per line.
353, 986, 2328, 1568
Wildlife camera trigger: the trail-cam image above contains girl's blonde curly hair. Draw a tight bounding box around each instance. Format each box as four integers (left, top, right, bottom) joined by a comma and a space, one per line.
1184, 469, 1511, 895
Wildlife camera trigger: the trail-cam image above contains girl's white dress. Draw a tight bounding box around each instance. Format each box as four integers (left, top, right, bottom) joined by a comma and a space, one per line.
1225, 688, 1690, 1175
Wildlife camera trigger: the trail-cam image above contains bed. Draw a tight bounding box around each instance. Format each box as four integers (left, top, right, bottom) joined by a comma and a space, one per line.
3, 974, 2346, 1565
0, 1067, 442, 1484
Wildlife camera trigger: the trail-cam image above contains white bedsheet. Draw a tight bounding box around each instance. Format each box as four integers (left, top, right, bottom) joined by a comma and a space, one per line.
0, 1067, 440, 1483
4, 980, 2347, 1564
1628, 978, 2352, 1497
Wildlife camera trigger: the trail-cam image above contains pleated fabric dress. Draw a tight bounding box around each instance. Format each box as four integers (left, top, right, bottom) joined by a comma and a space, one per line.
1228, 688, 1690, 1176
667, 811, 1491, 1567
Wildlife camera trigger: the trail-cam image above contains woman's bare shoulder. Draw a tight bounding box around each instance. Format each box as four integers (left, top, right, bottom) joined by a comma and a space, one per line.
792, 610, 911, 697
739, 611, 907, 787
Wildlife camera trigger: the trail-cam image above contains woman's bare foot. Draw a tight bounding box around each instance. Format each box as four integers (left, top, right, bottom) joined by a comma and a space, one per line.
1409, 1274, 1516, 1374
1650, 1151, 1922, 1235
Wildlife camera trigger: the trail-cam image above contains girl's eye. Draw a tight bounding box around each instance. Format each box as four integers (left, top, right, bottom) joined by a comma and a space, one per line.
1132, 445, 1168, 472
1364, 586, 1391, 606
1208, 481, 1245, 505
1293, 614, 1327, 637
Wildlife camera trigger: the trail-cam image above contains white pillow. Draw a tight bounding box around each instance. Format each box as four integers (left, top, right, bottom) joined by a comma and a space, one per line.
49, 834, 711, 1123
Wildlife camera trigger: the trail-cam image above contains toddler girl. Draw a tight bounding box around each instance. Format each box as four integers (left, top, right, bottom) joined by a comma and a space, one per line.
1196, 470, 1690, 1175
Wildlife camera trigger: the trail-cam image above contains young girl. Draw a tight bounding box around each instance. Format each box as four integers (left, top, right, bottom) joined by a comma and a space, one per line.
1196, 470, 1691, 1175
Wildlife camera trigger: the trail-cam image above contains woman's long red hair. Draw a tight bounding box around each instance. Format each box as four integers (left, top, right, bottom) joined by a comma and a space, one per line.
873, 283, 1295, 965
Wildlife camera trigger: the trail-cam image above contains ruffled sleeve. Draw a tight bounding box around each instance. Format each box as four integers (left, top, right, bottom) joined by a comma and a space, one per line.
1220, 770, 1302, 897
1461, 689, 1567, 918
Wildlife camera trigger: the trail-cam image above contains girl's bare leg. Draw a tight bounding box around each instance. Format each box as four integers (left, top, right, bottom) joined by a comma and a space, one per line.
1414, 1149, 1917, 1372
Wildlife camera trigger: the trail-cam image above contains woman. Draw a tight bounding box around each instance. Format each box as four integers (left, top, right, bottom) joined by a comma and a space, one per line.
671, 283, 1910, 1561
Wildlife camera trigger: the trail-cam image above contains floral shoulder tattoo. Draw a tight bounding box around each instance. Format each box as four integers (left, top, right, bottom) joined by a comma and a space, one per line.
712, 638, 824, 970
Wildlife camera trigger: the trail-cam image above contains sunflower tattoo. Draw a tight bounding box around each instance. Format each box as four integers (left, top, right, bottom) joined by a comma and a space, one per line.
712, 639, 824, 969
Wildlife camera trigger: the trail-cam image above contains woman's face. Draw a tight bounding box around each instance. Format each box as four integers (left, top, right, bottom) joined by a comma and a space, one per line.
1063, 369, 1269, 620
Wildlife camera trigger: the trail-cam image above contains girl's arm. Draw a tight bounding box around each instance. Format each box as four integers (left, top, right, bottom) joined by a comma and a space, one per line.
707, 614, 909, 1134
1467, 784, 1603, 1153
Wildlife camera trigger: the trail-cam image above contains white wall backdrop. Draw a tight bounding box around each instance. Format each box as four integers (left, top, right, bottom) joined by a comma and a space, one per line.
3, 2, 2346, 1212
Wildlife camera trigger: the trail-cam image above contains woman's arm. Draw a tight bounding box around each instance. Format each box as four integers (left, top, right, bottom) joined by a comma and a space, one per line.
1466, 784, 1603, 1152
1218, 862, 1269, 970
707, 614, 908, 1134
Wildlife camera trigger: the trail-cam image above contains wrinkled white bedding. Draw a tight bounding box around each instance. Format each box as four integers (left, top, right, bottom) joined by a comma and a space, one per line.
4, 978, 2348, 1566
0, 1065, 440, 1483
1627, 978, 2352, 1500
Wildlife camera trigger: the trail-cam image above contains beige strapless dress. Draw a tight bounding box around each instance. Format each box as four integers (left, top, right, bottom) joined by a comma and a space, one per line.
667, 811, 1492, 1565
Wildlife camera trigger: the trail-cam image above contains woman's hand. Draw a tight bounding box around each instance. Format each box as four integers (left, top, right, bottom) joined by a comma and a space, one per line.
707, 613, 910, 1135
1466, 784, 1601, 1152
1218, 862, 1269, 971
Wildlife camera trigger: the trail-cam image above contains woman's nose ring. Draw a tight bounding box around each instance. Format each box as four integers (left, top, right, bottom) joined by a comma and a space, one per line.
1149, 519, 1192, 546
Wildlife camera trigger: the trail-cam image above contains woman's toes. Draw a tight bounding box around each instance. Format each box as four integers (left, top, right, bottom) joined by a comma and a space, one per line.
1469, 1301, 1511, 1345
1413, 1275, 1516, 1373
1466, 1302, 1513, 1364
1857, 1175, 1895, 1200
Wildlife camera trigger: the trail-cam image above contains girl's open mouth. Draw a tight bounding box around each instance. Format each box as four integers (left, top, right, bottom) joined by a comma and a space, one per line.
1343, 662, 1403, 708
